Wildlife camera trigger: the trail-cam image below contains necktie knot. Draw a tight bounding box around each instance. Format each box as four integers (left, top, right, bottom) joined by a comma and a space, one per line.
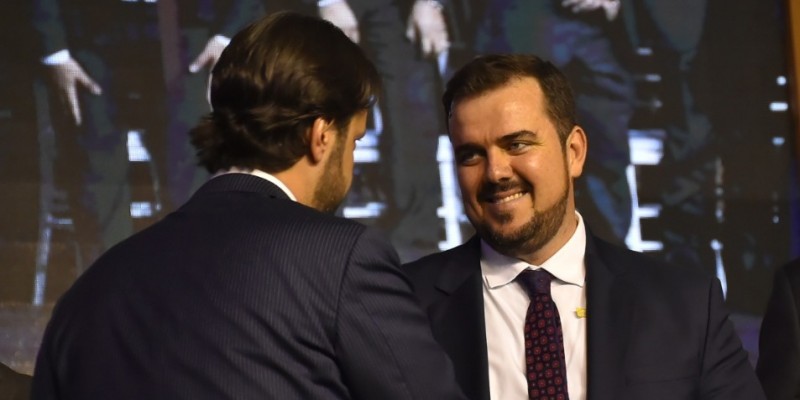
518, 269, 553, 297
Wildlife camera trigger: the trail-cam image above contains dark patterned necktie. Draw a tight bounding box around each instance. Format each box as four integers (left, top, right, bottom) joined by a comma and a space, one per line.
517, 269, 569, 400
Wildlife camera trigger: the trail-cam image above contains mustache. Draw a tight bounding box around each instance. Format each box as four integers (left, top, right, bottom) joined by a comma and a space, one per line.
477, 180, 532, 199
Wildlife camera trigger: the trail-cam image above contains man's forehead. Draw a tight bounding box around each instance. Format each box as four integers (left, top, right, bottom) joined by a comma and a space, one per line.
452, 78, 544, 111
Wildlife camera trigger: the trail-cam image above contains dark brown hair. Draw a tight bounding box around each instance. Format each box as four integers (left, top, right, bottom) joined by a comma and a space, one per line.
190, 11, 381, 173
442, 54, 576, 143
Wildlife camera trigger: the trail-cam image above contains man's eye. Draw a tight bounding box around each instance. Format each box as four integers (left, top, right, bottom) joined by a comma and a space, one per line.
456, 151, 481, 165
507, 142, 529, 152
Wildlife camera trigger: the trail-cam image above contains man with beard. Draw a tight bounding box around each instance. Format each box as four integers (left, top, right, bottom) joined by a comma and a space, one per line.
403, 54, 763, 400
31, 12, 466, 400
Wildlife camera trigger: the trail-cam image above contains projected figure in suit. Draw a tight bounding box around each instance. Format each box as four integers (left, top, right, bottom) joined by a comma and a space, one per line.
468, 0, 636, 246
31, 0, 264, 267
32, 0, 167, 266
756, 258, 800, 400
317, 0, 450, 259
624, 0, 716, 274
693, 0, 793, 314
0, 1, 40, 298
404, 54, 764, 399
163, 0, 264, 209
31, 12, 466, 400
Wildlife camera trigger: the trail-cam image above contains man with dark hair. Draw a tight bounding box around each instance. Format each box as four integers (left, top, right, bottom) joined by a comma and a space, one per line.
31, 12, 465, 400
403, 54, 763, 399
466, 0, 636, 246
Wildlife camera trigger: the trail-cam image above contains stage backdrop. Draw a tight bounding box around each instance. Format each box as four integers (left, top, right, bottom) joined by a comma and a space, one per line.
0, 0, 798, 374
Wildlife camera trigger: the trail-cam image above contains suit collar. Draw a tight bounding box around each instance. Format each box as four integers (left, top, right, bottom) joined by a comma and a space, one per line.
191, 174, 292, 201
214, 169, 297, 200
434, 236, 482, 294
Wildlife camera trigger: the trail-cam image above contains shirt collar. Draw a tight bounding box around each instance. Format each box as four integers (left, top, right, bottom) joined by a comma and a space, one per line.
480, 212, 587, 289
212, 168, 297, 201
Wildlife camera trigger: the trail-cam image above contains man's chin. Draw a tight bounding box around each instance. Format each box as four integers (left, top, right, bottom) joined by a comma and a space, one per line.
480, 223, 526, 244
485, 215, 528, 233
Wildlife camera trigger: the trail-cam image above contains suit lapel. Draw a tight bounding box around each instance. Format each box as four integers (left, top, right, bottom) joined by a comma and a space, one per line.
428, 237, 491, 400
585, 233, 634, 400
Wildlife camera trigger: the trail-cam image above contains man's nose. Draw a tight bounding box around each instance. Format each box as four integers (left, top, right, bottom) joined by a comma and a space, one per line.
485, 151, 512, 183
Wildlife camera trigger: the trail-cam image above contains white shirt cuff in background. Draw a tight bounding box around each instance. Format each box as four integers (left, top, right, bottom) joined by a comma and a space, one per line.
318, 0, 343, 8
42, 49, 71, 65
212, 35, 230, 47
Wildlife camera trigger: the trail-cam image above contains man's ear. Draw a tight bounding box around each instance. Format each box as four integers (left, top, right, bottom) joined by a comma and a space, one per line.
309, 117, 335, 164
566, 125, 587, 178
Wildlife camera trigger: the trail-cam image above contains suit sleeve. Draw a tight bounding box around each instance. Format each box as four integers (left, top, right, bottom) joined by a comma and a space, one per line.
756, 264, 800, 400
334, 228, 466, 400
699, 278, 766, 399
31, 0, 69, 56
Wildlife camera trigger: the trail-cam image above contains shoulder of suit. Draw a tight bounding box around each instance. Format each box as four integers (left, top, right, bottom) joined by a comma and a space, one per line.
281, 209, 371, 248
402, 240, 476, 282
591, 238, 716, 286
406, 240, 470, 264
314, 208, 368, 231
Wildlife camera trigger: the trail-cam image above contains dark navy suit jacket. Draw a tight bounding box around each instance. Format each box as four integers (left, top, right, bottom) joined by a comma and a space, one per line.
403, 231, 765, 400
32, 174, 465, 400
756, 258, 800, 400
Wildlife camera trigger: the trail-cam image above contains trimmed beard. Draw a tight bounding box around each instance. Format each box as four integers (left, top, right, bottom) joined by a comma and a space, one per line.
312, 135, 348, 214
475, 172, 571, 258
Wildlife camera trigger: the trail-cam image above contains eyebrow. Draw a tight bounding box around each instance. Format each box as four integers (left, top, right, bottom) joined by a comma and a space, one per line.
498, 130, 538, 143
452, 130, 539, 154
452, 142, 481, 156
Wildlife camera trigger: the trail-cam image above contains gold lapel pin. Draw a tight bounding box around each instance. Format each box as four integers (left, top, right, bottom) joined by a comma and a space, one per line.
575, 307, 587, 318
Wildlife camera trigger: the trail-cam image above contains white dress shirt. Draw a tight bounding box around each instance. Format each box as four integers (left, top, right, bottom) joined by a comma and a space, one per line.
481, 212, 587, 400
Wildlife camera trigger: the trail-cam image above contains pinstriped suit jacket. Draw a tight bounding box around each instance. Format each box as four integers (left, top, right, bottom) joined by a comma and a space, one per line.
31, 174, 466, 400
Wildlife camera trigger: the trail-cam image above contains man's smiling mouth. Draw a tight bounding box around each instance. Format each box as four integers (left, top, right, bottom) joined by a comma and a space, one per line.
486, 191, 527, 204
